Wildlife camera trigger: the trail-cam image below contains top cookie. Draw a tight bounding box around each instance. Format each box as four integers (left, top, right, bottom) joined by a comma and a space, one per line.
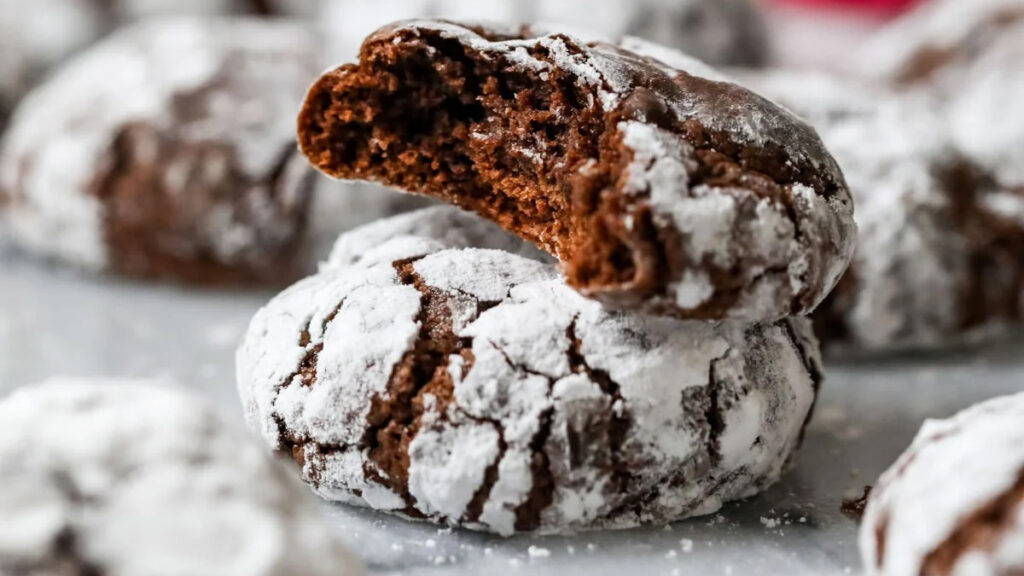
299, 21, 855, 321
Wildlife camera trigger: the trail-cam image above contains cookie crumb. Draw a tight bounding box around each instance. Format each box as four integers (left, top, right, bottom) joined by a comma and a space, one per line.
841, 486, 873, 520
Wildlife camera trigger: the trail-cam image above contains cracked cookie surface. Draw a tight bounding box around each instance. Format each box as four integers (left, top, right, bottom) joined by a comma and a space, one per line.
298, 20, 855, 321
743, 71, 1024, 352
237, 220, 823, 535
862, 392, 1024, 576
0, 379, 363, 576
0, 18, 318, 286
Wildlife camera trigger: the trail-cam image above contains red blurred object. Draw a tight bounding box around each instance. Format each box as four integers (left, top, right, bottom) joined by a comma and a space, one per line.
768, 0, 925, 16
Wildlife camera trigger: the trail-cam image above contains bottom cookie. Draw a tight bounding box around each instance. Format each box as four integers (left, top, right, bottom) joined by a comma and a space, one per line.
237, 214, 824, 535
0, 379, 363, 576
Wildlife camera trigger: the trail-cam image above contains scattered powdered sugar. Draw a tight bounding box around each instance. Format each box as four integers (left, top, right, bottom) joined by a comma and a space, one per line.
0, 17, 320, 270
862, 392, 1024, 576
527, 545, 552, 559
237, 214, 822, 535
0, 379, 363, 576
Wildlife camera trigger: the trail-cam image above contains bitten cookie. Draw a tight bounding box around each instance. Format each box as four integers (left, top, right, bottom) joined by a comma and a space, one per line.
0, 18, 319, 285
0, 379, 363, 576
861, 393, 1024, 576
743, 71, 1024, 351
237, 230, 823, 535
298, 21, 855, 321
319, 0, 770, 67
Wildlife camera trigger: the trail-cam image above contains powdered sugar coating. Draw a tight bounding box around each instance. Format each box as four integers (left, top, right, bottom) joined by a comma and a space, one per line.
237, 229, 822, 535
0, 17, 319, 281
0, 379, 363, 576
318, 0, 769, 67
861, 393, 1024, 576
743, 70, 1019, 351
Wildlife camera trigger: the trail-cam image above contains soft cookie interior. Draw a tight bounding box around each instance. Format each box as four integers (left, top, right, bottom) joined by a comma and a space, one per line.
298, 25, 672, 304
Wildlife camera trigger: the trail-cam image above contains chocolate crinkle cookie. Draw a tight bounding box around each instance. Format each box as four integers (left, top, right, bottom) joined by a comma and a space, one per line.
298, 21, 855, 321
0, 18, 320, 285
743, 71, 1024, 352
237, 219, 823, 535
319, 0, 770, 68
862, 392, 1024, 576
0, 379, 364, 576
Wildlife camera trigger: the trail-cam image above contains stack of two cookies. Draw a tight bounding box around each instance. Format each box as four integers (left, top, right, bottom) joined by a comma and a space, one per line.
236, 21, 857, 535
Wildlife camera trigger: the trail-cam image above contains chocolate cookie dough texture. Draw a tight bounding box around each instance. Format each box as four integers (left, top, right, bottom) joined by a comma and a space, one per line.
744, 71, 1024, 351
0, 379, 363, 576
0, 18, 320, 285
298, 21, 855, 321
319, 0, 771, 67
237, 228, 823, 535
862, 393, 1024, 576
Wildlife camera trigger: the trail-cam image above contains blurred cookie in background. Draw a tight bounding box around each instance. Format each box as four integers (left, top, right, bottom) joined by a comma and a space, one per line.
318, 0, 771, 67
743, 70, 1024, 352
0, 18, 319, 286
0, 0, 303, 131
859, 0, 1024, 85
0, 379, 364, 576
860, 0, 1024, 208
0, 0, 108, 126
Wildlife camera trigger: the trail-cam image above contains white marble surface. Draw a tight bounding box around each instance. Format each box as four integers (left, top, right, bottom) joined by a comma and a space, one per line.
2, 245, 1022, 576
